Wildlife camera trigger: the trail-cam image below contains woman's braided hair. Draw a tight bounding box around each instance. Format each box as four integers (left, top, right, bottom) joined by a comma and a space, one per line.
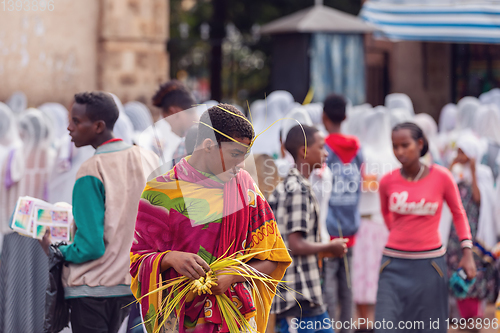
392, 122, 429, 157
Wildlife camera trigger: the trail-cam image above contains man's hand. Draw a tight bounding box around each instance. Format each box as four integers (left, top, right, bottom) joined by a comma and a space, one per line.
39, 228, 51, 256
210, 269, 237, 295
161, 251, 211, 280
327, 238, 348, 257
209, 259, 277, 295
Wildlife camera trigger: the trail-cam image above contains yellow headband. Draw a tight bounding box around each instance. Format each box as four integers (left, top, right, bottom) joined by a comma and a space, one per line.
196, 103, 309, 158
197, 121, 251, 152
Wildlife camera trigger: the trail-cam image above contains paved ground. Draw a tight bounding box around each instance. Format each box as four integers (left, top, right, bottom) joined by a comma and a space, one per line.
448, 304, 497, 333
60, 305, 498, 332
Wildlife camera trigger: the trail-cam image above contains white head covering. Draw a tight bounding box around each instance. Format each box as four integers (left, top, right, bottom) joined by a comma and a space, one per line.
437, 100, 478, 167
248, 99, 266, 134
304, 102, 326, 134
6, 91, 28, 114
473, 105, 488, 135
124, 101, 153, 132
359, 108, 399, 217
17, 109, 56, 200
267, 90, 295, 117
456, 131, 485, 163
347, 103, 372, 118
345, 98, 353, 115
413, 113, 442, 165
479, 88, 500, 110
413, 113, 438, 140
304, 103, 324, 126
457, 96, 480, 131
38, 103, 69, 146
0, 104, 25, 239
363, 110, 395, 160
388, 107, 413, 129
385, 93, 415, 115
109, 93, 134, 145
0, 108, 12, 144
439, 103, 458, 133
342, 104, 370, 140
18, 108, 52, 152
251, 91, 295, 157
455, 133, 498, 249
249, 100, 265, 120
0, 103, 19, 147
362, 109, 399, 172
280, 107, 313, 142
0, 103, 24, 182
475, 104, 500, 145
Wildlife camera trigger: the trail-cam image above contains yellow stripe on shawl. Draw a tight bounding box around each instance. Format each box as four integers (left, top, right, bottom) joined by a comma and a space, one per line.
247, 219, 291, 333
130, 251, 170, 333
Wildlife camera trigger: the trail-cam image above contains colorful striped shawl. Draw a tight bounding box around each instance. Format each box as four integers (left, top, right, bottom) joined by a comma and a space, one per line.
130, 158, 291, 333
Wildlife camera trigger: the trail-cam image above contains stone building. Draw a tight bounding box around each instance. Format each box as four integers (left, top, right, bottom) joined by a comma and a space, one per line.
362, 0, 500, 120
365, 39, 452, 120
366, 39, 500, 120
0, 0, 169, 110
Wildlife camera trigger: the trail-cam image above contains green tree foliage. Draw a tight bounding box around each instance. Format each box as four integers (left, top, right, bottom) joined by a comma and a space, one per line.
169, 0, 361, 104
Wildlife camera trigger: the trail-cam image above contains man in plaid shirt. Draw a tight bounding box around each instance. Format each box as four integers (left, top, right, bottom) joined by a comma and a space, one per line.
269, 125, 347, 333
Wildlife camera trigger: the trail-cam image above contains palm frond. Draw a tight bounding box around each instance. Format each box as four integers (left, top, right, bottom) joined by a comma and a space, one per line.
135, 247, 296, 333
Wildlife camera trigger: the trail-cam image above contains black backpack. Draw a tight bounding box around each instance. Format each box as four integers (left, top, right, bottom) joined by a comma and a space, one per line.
43, 243, 70, 333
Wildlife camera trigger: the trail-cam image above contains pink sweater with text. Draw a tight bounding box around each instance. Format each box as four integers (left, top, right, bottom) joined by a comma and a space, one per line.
379, 165, 472, 254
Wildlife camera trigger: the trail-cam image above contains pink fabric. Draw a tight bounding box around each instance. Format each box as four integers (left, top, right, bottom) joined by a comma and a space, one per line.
457, 298, 485, 319
379, 165, 471, 252
131, 158, 285, 333
352, 218, 389, 304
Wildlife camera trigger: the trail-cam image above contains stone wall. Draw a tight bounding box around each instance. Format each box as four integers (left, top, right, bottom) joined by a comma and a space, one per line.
98, 0, 169, 110
0, 0, 100, 107
0, 0, 169, 111
390, 41, 451, 120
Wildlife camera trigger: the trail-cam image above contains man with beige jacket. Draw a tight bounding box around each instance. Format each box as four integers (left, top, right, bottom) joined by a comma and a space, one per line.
42, 91, 157, 333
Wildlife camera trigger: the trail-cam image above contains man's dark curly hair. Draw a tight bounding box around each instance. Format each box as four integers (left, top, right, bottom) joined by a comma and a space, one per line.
74, 91, 119, 129
285, 124, 319, 161
323, 93, 347, 123
196, 103, 254, 146
152, 80, 195, 113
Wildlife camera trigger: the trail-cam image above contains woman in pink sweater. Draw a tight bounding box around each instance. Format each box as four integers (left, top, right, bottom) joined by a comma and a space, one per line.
375, 122, 476, 333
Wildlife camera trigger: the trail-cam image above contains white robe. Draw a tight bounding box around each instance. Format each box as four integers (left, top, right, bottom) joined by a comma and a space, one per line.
441, 133, 499, 250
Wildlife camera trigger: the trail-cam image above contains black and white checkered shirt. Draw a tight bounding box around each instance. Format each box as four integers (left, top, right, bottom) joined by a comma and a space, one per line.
268, 168, 324, 315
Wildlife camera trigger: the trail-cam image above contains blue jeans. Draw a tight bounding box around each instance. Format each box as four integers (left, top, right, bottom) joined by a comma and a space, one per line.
322, 253, 354, 333
276, 311, 335, 333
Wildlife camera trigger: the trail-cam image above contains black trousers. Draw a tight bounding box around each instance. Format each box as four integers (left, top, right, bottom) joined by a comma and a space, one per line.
68, 295, 135, 333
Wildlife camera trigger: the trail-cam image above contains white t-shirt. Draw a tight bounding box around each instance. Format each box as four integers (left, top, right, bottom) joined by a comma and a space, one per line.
137, 118, 182, 169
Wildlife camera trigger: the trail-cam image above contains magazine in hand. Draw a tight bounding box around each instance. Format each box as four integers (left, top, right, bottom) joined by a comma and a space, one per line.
11, 196, 73, 243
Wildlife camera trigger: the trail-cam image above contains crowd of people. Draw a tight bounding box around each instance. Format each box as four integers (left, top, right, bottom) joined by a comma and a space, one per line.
0, 81, 499, 333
